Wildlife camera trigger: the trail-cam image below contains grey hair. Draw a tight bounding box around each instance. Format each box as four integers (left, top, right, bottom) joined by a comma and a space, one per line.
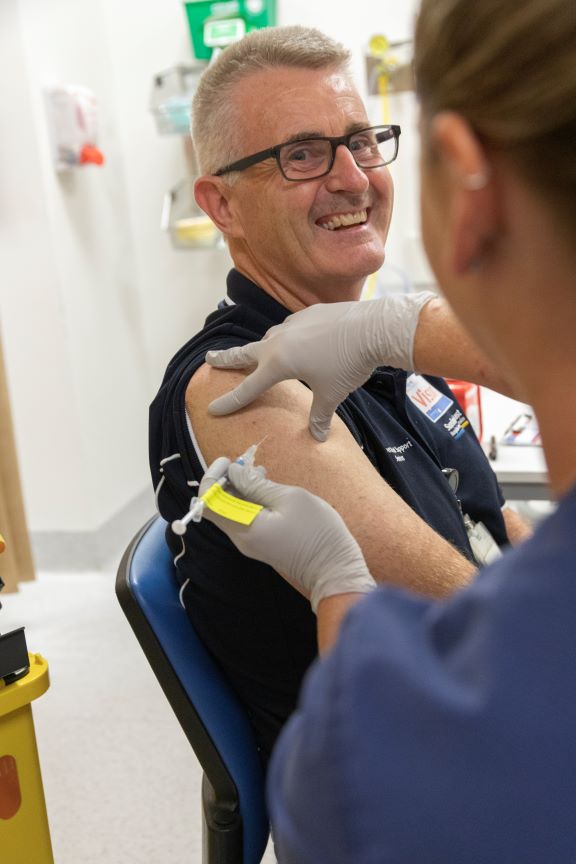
191, 25, 351, 176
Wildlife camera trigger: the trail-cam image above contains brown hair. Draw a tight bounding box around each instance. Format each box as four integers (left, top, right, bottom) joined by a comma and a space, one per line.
414, 0, 576, 234
192, 25, 351, 176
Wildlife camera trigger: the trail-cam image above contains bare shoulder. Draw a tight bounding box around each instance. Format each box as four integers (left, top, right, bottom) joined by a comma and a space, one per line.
186, 363, 474, 594
187, 361, 311, 424
185, 362, 357, 482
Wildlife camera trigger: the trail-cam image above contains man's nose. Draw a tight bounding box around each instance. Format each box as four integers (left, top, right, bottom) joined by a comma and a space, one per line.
324, 144, 370, 193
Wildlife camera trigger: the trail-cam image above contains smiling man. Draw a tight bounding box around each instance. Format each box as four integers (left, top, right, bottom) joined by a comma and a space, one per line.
197, 63, 394, 306
149, 25, 525, 763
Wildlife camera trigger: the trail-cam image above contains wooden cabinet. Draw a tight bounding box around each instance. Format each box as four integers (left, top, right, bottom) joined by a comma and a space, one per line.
0, 337, 35, 592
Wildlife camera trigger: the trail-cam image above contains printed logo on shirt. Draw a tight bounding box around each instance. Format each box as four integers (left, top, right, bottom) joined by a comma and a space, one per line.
385, 439, 413, 463
443, 408, 469, 440
406, 374, 453, 423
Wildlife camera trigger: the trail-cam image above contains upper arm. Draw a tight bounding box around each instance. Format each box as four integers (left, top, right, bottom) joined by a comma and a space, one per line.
186, 364, 475, 598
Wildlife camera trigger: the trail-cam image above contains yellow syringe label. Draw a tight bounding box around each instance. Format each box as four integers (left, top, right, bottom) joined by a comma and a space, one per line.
201, 484, 263, 526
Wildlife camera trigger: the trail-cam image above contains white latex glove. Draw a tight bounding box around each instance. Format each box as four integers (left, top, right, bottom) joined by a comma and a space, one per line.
199, 458, 376, 613
207, 291, 435, 441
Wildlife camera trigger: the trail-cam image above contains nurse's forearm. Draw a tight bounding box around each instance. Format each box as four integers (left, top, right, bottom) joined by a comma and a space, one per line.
414, 298, 516, 397
502, 505, 533, 545
316, 593, 365, 654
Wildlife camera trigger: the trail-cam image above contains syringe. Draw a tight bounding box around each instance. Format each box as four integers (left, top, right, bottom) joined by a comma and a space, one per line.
171, 442, 260, 536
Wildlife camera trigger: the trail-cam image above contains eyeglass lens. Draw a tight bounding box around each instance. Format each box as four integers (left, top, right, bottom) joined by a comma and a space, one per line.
279, 127, 397, 180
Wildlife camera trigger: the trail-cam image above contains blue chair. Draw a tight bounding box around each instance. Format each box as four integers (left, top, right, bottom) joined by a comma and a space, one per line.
116, 516, 270, 863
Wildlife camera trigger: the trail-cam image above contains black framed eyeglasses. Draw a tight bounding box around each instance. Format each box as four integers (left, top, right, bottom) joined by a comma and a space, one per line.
214, 124, 401, 181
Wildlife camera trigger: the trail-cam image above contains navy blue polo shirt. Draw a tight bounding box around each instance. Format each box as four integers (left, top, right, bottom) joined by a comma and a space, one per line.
149, 268, 507, 760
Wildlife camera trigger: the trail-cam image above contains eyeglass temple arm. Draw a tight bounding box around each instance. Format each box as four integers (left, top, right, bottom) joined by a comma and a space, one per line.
214, 146, 277, 177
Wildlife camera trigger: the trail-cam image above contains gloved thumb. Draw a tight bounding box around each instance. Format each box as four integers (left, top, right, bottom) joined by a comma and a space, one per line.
199, 456, 231, 496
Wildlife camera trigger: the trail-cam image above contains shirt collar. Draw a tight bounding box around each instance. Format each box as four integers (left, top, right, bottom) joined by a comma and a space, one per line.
226, 269, 292, 325
224, 268, 403, 388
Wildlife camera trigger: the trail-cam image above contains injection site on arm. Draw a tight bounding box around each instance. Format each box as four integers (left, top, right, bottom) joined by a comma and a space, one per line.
186, 363, 476, 600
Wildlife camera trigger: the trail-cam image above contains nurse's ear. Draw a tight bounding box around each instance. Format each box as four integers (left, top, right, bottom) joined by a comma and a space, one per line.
194, 176, 245, 239
430, 112, 499, 275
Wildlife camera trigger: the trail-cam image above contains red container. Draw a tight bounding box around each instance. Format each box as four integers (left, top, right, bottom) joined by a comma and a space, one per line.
446, 379, 483, 441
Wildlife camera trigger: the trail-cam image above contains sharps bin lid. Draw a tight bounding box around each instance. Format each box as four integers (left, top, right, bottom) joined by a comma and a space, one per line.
0, 654, 50, 718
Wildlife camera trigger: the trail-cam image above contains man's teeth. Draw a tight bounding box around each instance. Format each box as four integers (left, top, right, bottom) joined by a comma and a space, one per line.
320, 209, 368, 231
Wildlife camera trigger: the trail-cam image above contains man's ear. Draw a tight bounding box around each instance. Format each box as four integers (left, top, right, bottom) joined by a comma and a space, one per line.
194, 176, 243, 238
431, 112, 498, 274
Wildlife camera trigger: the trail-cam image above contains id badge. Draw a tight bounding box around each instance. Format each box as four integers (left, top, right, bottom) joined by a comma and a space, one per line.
464, 515, 502, 566
406, 374, 453, 423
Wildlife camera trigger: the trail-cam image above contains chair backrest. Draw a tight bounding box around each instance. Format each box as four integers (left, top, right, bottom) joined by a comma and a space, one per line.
115, 516, 269, 864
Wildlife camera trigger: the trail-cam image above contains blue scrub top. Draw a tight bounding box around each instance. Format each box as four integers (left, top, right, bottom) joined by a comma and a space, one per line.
268, 486, 576, 864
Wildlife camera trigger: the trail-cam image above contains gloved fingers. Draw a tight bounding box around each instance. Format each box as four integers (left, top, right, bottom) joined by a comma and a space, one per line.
227, 462, 289, 507
260, 321, 286, 342
208, 366, 281, 415
199, 506, 260, 561
200, 504, 242, 534
308, 392, 339, 442
205, 343, 259, 370
198, 456, 231, 496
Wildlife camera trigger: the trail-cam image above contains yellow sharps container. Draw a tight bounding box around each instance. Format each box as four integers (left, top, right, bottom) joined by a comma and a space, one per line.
0, 653, 54, 864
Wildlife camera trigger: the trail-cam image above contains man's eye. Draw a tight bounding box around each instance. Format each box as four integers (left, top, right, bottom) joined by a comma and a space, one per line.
350, 136, 375, 152
289, 148, 310, 162
285, 145, 319, 163
280, 141, 328, 175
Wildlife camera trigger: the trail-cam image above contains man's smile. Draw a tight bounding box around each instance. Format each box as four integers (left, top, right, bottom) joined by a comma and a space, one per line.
316, 208, 369, 231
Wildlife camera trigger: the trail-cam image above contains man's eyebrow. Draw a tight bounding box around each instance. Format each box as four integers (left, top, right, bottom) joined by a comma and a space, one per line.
346, 121, 371, 134
280, 123, 371, 145
281, 131, 325, 145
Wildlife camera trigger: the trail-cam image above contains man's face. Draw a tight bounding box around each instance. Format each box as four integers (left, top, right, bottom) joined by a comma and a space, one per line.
224, 66, 394, 304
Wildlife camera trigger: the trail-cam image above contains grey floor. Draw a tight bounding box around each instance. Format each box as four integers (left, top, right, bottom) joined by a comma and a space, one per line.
2, 562, 276, 864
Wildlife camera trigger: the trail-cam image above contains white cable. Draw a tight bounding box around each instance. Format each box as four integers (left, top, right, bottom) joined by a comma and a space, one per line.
154, 475, 165, 511
186, 410, 207, 471
178, 578, 190, 609
159, 452, 181, 466
174, 534, 186, 567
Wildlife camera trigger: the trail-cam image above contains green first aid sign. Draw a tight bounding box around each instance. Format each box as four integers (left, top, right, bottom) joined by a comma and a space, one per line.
184, 0, 277, 59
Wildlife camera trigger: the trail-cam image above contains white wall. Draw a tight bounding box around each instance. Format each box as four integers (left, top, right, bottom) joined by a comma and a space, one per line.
1, 0, 230, 542
0, 0, 429, 551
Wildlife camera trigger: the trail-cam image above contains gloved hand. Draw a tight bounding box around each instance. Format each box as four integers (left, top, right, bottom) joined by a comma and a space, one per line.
199, 458, 376, 613
206, 291, 435, 441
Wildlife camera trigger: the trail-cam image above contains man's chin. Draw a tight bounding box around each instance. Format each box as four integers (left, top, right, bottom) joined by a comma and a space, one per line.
311, 263, 385, 301
317, 235, 384, 268
340, 253, 386, 284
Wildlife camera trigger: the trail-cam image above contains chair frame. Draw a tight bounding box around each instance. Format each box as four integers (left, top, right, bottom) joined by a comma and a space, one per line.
116, 516, 269, 863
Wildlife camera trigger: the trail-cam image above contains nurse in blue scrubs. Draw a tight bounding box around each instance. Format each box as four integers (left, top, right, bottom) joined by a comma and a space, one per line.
200, 0, 576, 860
